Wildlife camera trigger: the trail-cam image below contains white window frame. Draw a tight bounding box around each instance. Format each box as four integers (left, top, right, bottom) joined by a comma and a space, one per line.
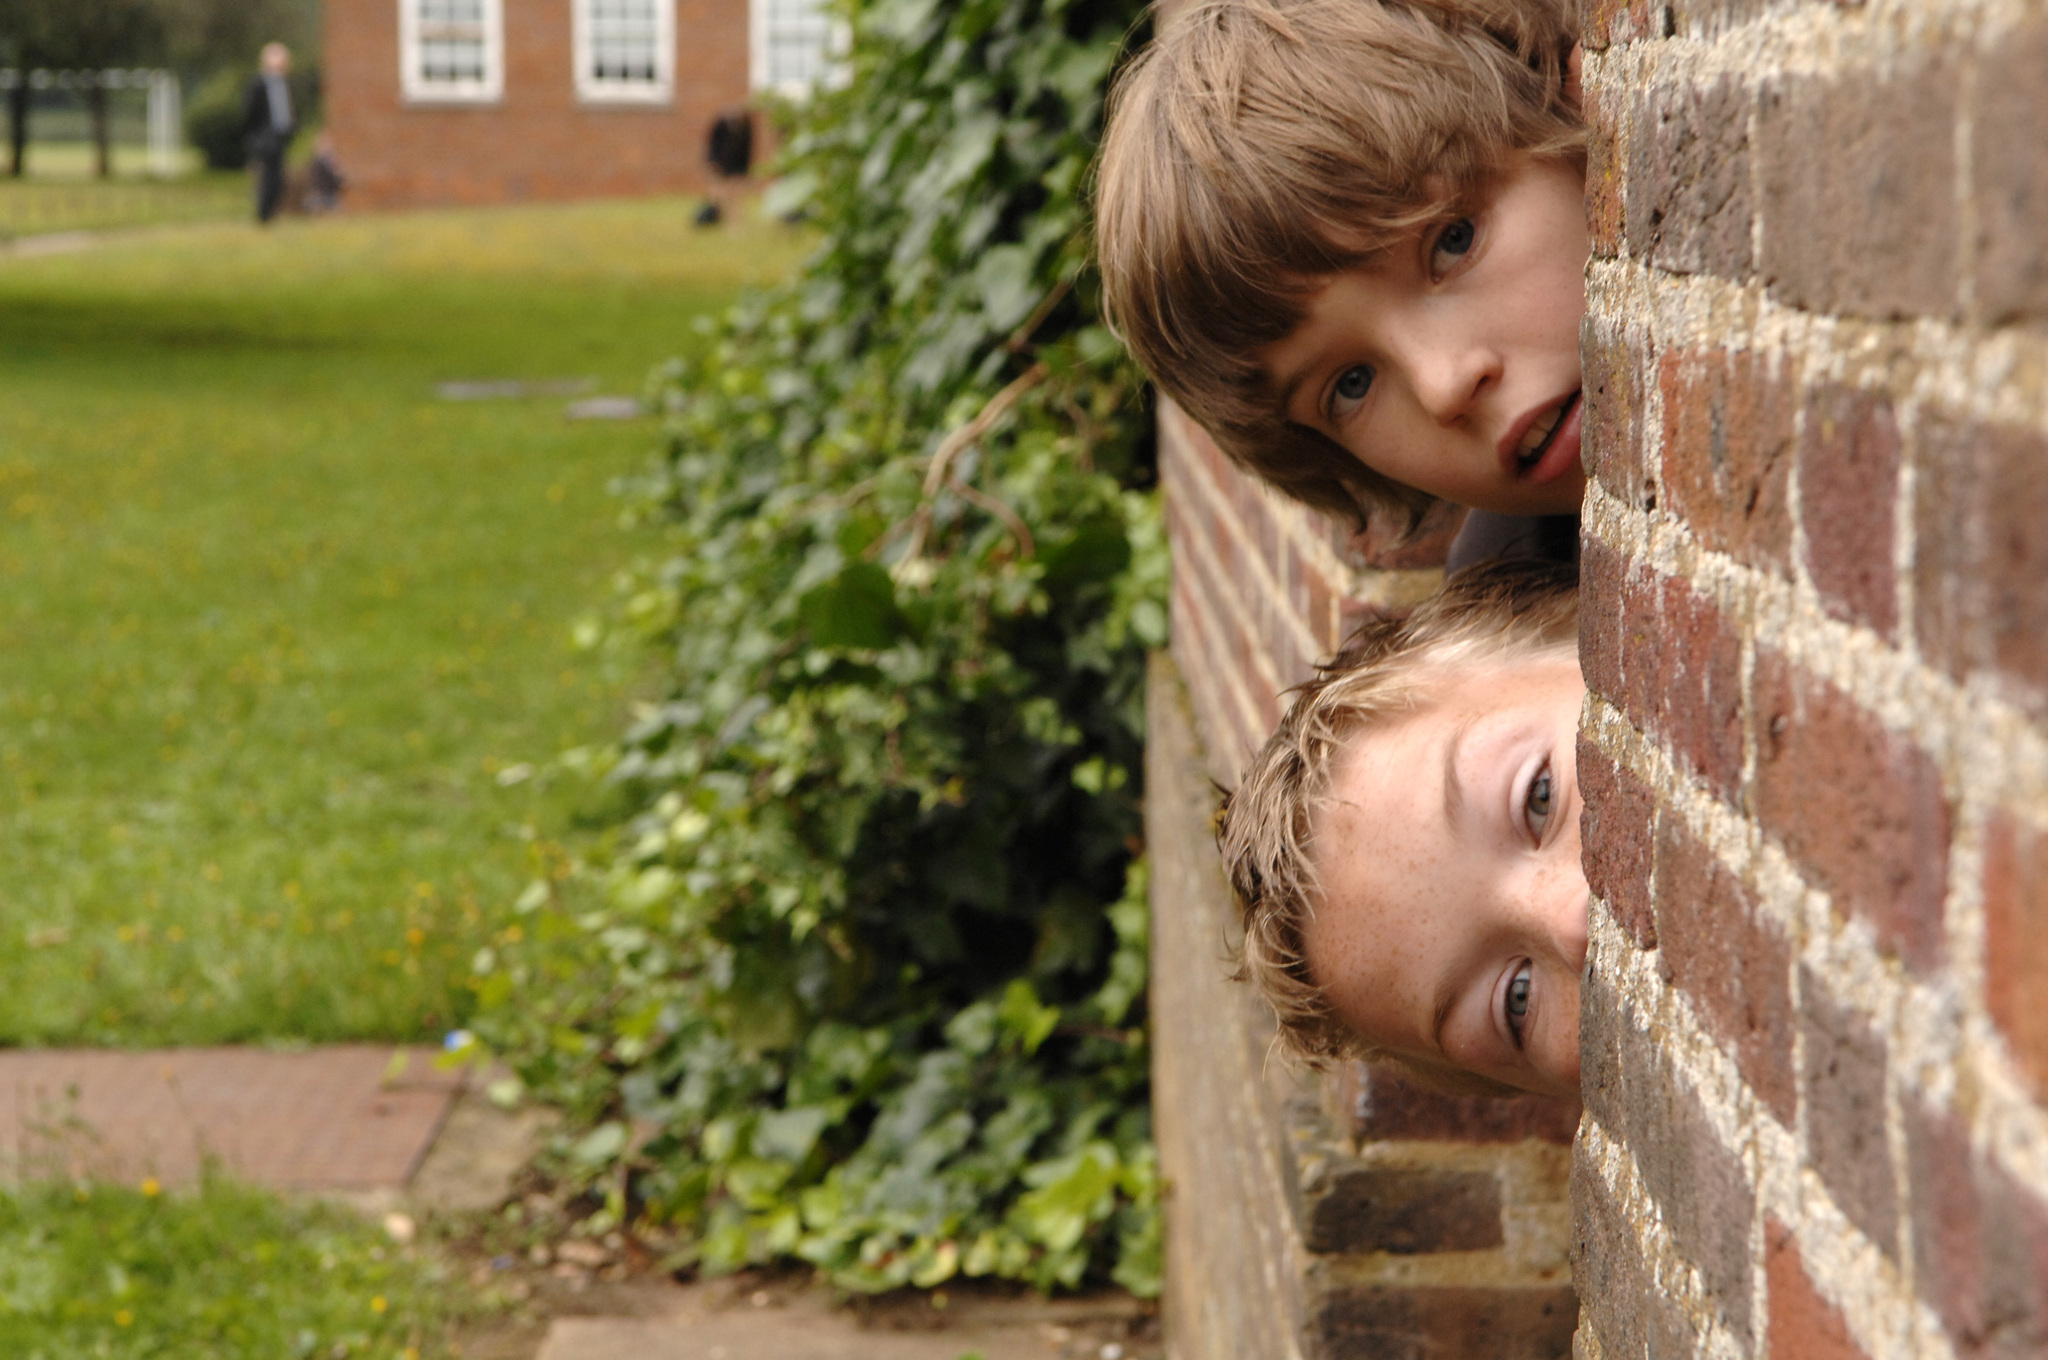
399, 0, 504, 105
749, 0, 845, 99
574, 0, 675, 105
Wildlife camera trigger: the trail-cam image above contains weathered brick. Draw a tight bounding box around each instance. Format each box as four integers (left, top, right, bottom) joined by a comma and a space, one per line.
1755, 57, 1962, 320
1658, 347, 1795, 573
1581, 323, 1647, 509
1573, 1138, 1694, 1360
1349, 1063, 1581, 1145
1752, 653, 1950, 973
1974, 18, 2048, 324
1580, 0, 1656, 51
1799, 384, 1900, 638
1578, 738, 1657, 949
1627, 75, 1754, 279
1766, 1220, 1871, 1360
1316, 1286, 1579, 1360
1654, 818, 1796, 1124
1912, 418, 2048, 718
1583, 79, 1625, 257
1578, 956, 1626, 1141
1798, 972, 1898, 1259
1576, 535, 1628, 711
1304, 1167, 1503, 1255
1619, 1018, 1756, 1343
1984, 811, 2048, 1095
1904, 1098, 1986, 1349
1648, 574, 1746, 797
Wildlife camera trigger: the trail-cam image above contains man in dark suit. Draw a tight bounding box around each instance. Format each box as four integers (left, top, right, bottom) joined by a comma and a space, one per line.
242, 43, 297, 224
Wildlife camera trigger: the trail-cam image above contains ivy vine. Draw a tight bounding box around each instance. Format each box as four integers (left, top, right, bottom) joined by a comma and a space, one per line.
470, 0, 1163, 1295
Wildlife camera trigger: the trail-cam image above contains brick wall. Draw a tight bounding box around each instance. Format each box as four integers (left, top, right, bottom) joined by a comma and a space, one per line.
1574, 2, 2048, 1357
1150, 402, 1581, 1359
323, 0, 750, 209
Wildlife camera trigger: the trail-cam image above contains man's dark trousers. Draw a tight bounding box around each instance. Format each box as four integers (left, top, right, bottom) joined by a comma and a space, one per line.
253, 144, 287, 222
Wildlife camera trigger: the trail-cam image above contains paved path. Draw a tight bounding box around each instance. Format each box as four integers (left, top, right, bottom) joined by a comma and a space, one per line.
533, 1283, 1147, 1360
0, 1045, 463, 1190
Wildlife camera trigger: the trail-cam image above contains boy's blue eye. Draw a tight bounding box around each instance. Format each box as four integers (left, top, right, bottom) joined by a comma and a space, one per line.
1329, 364, 1375, 419
1431, 218, 1476, 273
1505, 962, 1532, 1042
1524, 764, 1553, 838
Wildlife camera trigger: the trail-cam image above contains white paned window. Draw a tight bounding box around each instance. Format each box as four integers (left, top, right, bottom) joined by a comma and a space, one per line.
399, 0, 503, 103
575, 0, 674, 104
750, 0, 843, 97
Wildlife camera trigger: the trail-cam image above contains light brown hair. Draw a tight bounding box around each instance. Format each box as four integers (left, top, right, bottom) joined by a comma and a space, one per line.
1094, 0, 1583, 535
1218, 559, 1579, 1070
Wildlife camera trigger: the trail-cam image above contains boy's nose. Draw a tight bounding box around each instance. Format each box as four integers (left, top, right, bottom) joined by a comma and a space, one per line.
1405, 332, 1500, 425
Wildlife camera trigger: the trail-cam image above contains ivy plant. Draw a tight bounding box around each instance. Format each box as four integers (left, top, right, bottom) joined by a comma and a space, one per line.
469, 0, 1164, 1296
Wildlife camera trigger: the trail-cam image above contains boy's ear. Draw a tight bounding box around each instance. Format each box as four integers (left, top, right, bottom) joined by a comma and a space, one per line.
1563, 43, 1583, 112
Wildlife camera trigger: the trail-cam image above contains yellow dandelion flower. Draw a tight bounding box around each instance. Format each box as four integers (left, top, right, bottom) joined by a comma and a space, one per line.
371, 1295, 389, 1315
140, 1177, 161, 1197
115, 1309, 133, 1327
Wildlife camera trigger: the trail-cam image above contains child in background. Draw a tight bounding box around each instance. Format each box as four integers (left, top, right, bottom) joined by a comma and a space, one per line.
1218, 560, 1587, 1096
1094, 0, 1586, 567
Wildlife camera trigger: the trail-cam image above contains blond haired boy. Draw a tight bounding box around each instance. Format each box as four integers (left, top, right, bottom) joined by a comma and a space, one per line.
1096, 0, 1586, 559
1219, 561, 1588, 1096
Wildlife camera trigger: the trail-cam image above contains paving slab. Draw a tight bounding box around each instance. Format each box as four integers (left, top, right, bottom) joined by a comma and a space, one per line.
0, 1045, 463, 1190
534, 1281, 1149, 1360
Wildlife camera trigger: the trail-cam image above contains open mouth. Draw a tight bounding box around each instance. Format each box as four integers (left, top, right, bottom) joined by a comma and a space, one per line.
1514, 391, 1581, 473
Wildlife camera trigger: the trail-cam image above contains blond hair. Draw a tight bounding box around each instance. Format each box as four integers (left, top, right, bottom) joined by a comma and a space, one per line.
1218, 560, 1579, 1070
1094, 0, 1582, 534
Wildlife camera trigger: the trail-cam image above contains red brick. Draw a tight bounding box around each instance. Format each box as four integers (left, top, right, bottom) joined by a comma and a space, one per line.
1628, 75, 1755, 279
1349, 1062, 1580, 1145
1573, 1139, 1696, 1360
1576, 536, 1628, 711
1616, 1015, 1756, 1343
1582, 326, 1647, 509
1648, 574, 1746, 797
325, 0, 750, 209
1655, 819, 1796, 1124
1912, 418, 2048, 718
1904, 1099, 1986, 1348
1583, 78, 1625, 255
1799, 385, 1900, 638
1766, 1220, 1871, 1360
1752, 652, 1950, 973
1304, 1166, 1503, 1255
1974, 18, 2048, 325
1984, 811, 2048, 1095
1658, 347, 1795, 573
1755, 56, 1963, 320
1578, 738, 1657, 949
1798, 973, 1898, 1258
1317, 1286, 1579, 1360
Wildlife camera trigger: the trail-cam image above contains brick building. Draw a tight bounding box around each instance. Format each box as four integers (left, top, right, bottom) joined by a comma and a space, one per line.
1148, 2, 2047, 1357
322, 0, 835, 209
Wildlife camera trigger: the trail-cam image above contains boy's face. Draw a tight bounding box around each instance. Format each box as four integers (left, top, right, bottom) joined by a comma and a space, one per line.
1258, 157, 1589, 517
1304, 653, 1589, 1096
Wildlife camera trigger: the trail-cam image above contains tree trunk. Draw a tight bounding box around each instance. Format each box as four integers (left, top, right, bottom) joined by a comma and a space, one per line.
7, 79, 27, 179
89, 78, 110, 180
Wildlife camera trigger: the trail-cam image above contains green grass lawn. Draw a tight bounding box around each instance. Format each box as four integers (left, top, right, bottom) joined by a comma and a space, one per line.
0, 1176, 475, 1360
1, 147, 243, 240
0, 199, 811, 1047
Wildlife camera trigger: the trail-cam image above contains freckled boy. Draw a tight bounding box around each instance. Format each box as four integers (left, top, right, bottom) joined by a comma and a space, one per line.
1218, 561, 1588, 1096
